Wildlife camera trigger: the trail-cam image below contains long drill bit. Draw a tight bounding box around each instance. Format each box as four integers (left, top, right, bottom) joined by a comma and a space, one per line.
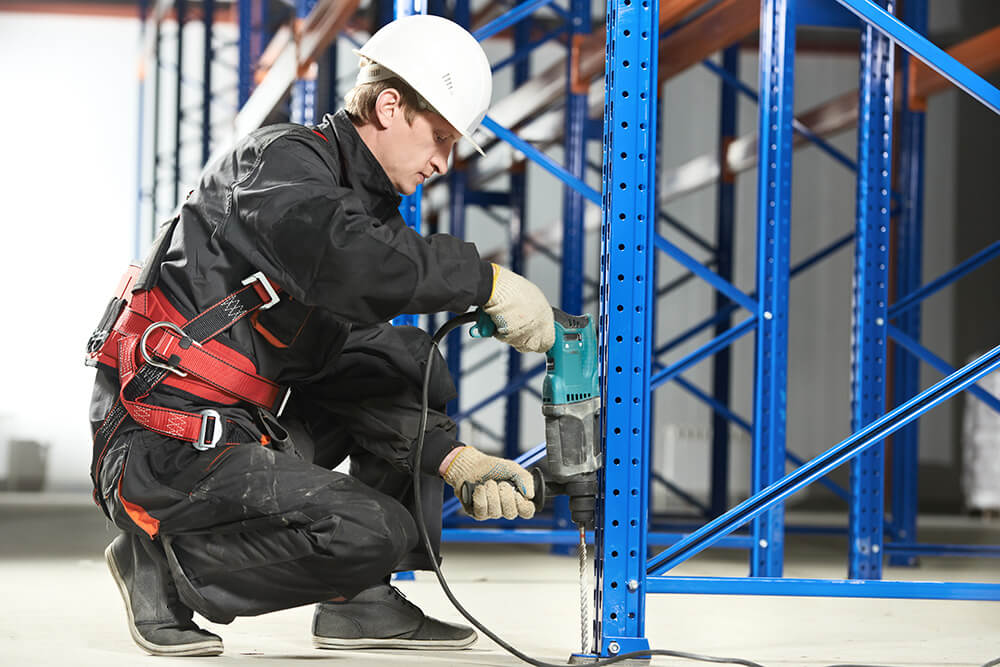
578, 524, 590, 655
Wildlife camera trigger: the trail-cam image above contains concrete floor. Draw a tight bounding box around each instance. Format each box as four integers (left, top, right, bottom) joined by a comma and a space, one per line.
2, 494, 999, 667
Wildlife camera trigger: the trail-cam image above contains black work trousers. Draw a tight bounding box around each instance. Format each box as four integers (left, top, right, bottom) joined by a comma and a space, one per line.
94, 324, 457, 624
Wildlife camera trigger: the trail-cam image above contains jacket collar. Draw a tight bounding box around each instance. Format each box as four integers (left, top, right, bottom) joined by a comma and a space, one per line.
315, 110, 402, 219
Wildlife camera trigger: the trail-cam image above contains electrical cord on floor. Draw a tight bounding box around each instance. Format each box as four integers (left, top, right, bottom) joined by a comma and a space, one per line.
409, 312, 766, 667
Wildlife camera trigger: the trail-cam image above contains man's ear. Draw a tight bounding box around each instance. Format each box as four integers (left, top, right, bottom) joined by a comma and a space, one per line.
373, 88, 402, 130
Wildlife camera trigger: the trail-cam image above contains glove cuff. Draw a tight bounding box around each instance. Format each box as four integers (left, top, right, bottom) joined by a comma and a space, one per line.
442, 446, 479, 488
487, 263, 501, 305
485, 264, 520, 310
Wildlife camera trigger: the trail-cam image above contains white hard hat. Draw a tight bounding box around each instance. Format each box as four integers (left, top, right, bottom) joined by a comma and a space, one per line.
354, 15, 492, 155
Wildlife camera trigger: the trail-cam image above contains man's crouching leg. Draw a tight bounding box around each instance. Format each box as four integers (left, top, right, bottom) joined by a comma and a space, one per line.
159, 488, 420, 627
105, 532, 223, 657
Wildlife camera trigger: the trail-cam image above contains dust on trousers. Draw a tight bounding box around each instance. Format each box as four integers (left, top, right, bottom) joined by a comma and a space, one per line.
91, 323, 459, 625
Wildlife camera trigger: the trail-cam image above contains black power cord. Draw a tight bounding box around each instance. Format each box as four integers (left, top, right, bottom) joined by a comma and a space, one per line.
410, 312, 766, 667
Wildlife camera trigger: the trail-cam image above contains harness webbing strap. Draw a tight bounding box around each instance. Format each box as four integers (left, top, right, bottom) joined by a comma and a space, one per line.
144, 326, 284, 410
126, 279, 277, 430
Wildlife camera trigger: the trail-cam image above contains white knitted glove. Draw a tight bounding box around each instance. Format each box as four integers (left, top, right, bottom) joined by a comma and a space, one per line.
483, 264, 555, 354
442, 447, 536, 520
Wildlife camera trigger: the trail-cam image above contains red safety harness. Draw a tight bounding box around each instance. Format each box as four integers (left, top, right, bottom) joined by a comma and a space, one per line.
87, 220, 289, 506
89, 268, 286, 448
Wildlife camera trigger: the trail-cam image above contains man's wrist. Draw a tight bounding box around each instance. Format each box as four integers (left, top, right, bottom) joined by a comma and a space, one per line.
438, 446, 466, 477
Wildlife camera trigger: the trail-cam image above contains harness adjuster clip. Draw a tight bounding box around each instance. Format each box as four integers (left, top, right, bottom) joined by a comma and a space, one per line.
242, 271, 279, 310
195, 409, 223, 451
140, 322, 196, 377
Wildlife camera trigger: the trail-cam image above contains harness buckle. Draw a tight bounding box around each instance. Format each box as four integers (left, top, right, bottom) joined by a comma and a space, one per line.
242, 271, 279, 310
195, 409, 223, 451
140, 321, 194, 377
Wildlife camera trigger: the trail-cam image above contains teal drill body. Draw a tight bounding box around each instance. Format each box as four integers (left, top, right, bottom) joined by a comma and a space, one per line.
541, 310, 601, 528
471, 308, 602, 528
542, 311, 599, 406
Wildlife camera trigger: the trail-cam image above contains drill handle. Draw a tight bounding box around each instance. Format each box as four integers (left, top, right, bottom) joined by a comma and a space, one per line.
459, 467, 546, 513
468, 307, 581, 341
469, 309, 497, 338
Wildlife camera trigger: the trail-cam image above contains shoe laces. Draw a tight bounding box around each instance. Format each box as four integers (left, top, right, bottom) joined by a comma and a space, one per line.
387, 585, 421, 613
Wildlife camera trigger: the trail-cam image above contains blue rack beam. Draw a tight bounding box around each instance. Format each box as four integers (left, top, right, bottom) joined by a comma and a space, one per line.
832, 0, 1000, 113
648, 576, 1000, 600
883, 543, 1000, 559
443, 529, 752, 548
650, 318, 757, 390
888, 325, 1000, 413
653, 233, 757, 312
888, 239, 1000, 320
471, 0, 558, 41
699, 58, 860, 174
481, 116, 602, 205
652, 231, 854, 363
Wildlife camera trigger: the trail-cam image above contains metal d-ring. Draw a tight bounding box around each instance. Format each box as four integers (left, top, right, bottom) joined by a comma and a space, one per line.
139, 321, 190, 377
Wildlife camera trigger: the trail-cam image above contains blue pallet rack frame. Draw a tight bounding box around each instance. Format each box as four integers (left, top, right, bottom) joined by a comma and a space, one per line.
641, 0, 1000, 554
603, 0, 1000, 656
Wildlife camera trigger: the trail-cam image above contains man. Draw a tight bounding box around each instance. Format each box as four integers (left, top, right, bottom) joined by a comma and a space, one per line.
88, 15, 555, 657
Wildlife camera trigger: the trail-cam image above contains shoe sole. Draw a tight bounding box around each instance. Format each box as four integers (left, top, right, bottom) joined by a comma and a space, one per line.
105, 542, 224, 657
312, 633, 478, 651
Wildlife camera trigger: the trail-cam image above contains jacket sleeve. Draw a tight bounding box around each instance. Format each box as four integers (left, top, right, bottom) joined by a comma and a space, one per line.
221, 133, 493, 324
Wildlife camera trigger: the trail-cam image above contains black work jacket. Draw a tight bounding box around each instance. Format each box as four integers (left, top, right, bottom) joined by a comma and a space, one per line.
163, 110, 492, 384
90, 111, 491, 483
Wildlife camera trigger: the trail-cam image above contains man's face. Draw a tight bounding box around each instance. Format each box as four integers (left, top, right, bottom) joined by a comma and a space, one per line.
377, 104, 459, 195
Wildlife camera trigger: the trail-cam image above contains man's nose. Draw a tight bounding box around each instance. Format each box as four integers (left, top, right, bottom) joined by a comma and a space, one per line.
430, 148, 449, 177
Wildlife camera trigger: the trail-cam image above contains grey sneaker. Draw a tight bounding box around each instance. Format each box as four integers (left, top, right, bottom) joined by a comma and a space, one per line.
105, 534, 224, 656
312, 584, 477, 650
